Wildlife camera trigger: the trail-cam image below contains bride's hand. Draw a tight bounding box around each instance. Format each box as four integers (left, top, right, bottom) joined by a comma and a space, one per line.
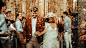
62, 32, 64, 34
34, 32, 38, 35
58, 33, 61, 35
34, 31, 40, 36
38, 33, 42, 36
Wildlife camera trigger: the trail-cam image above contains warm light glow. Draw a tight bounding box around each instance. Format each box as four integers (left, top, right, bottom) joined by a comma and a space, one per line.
83, 8, 86, 11
74, 0, 77, 2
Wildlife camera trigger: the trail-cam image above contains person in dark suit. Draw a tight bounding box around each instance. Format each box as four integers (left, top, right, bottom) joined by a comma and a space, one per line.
68, 6, 78, 48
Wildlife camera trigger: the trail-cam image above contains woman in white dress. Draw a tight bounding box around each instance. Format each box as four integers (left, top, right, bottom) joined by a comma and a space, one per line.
38, 12, 59, 48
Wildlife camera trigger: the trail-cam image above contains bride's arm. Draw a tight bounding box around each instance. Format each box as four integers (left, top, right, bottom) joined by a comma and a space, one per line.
38, 27, 47, 36
56, 26, 61, 35
59, 18, 64, 24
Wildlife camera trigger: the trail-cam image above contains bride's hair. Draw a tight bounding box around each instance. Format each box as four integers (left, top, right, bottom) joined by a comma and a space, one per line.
45, 17, 57, 23
48, 17, 55, 23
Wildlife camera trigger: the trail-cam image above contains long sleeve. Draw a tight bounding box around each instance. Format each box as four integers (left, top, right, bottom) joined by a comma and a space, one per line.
39, 18, 45, 32
68, 18, 71, 28
68, 18, 71, 32
24, 18, 27, 31
0, 18, 5, 26
0, 14, 7, 34
15, 21, 23, 33
23, 18, 27, 38
64, 17, 71, 32
64, 19, 69, 32
0, 31, 5, 34
23, 17, 27, 38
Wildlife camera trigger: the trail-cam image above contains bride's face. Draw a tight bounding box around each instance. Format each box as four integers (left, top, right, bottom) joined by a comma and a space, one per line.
49, 17, 54, 23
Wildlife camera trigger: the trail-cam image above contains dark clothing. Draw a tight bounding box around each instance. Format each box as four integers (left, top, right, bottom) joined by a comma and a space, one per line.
5, 19, 15, 24
0, 40, 3, 48
23, 16, 45, 43
85, 27, 86, 48
57, 24, 64, 33
84, 40, 86, 48
72, 13, 78, 33
72, 33, 78, 48
72, 13, 78, 48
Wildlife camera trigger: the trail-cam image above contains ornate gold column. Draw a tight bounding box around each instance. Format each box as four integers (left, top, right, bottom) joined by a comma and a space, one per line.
45, 0, 48, 16
57, 0, 61, 16
39, 0, 44, 17
22, 0, 27, 17
73, 0, 77, 13
68, 0, 73, 12
63, 0, 67, 11
19, 0, 22, 13
35, 0, 39, 7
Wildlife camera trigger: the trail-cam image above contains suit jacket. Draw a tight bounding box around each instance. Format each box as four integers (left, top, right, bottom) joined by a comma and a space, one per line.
64, 16, 71, 33
15, 19, 23, 33
72, 13, 78, 33
23, 16, 45, 43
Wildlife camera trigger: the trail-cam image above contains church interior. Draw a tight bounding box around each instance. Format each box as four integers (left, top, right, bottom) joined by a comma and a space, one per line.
1, 0, 77, 20
0, 0, 86, 48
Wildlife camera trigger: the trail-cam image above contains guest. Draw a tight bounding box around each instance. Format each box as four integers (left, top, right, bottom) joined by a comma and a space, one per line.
56, 15, 64, 33
63, 11, 72, 48
0, 1, 5, 48
68, 6, 78, 48
38, 12, 59, 48
5, 9, 16, 48
0, 1, 10, 36
5, 9, 15, 29
15, 13, 26, 48
56, 15, 64, 48
0, 1, 11, 48
23, 7, 45, 48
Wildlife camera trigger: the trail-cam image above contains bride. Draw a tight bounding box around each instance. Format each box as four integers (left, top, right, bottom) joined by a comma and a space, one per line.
38, 12, 59, 48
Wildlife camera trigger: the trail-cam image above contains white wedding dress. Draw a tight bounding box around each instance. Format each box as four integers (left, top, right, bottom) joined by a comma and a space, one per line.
43, 22, 59, 48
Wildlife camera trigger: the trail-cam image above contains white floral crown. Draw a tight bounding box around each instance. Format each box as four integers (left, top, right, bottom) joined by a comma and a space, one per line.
44, 12, 56, 18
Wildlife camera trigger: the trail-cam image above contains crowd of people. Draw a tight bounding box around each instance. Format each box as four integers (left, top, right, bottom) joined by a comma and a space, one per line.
0, 1, 86, 48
